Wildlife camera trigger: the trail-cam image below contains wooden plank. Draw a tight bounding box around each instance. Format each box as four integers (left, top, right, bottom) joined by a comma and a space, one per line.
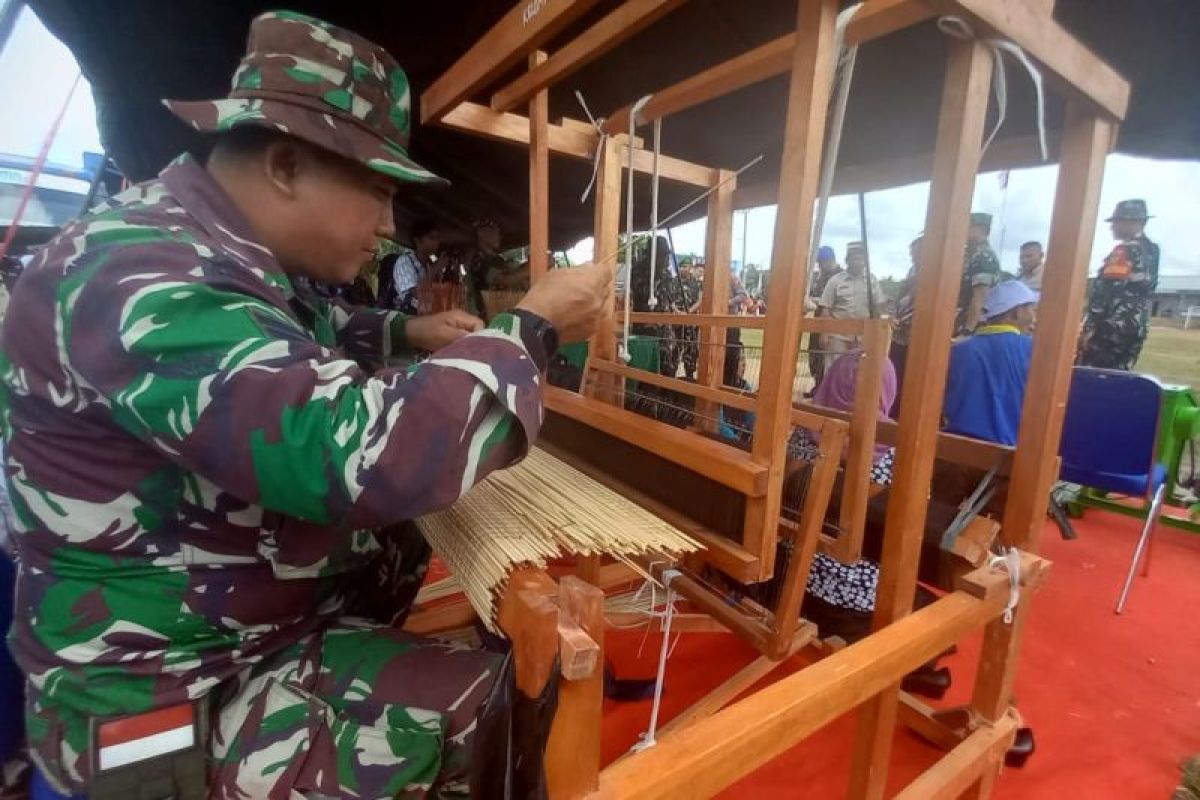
844, 0, 938, 46
928, 0, 1129, 120
420, 0, 605, 124
403, 599, 476, 635
898, 693, 968, 751
745, 0, 839, 582
670, 573, 776, 653
769, 419, 847, 655
547, 576, 605, 798
586, 134, 623, 388
528, 51, 550, 283
545, 386, 769, 496
848, 39, 995, 800
556, 616, 599, 680
497, 569, 560, 698
594, 588, 1010, 800
492, 0, 688, 113
893, 712, 1019, 800
604, 34, 796, 135
965, 112, 1113, 770
834, 319, 892, 562
626, 311, 766, 329
440, 102, 716, 187
696, 172, 737, 429
588, 358, 757, 412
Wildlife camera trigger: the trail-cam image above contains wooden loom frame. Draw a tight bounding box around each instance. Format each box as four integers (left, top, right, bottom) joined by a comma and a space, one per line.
417, 0, 1128, 797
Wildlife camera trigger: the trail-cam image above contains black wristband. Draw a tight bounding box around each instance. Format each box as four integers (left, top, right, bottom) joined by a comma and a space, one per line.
508, 308, 559, 371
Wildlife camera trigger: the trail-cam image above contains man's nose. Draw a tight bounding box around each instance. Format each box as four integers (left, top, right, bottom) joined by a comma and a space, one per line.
377, 203, 395, 239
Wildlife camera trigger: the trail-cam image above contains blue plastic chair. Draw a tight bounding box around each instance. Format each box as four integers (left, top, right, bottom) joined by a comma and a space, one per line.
1060, 367, 1167, 614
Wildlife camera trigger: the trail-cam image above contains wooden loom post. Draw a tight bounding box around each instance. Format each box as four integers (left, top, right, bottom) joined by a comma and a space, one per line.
696, 169, 735, 430
529, 50, 550, 282
961, 106, 1114, 800
585, 134, 624, 400
847, 38, 994, 800
546, 576, 605, 798
745, 0, 838, 582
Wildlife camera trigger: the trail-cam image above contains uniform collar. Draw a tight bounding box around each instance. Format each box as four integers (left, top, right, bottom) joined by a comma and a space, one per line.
975, 323, 1021, 336
159, 154, 295, 299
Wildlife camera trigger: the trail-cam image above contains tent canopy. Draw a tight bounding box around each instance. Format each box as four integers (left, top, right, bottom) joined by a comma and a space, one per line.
27, 0, 1200, 249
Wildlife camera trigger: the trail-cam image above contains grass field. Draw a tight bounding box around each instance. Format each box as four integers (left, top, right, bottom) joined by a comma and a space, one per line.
736, 322, 1200, 389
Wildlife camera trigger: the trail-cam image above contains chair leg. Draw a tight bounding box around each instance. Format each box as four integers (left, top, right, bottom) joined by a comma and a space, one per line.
1116, 483, 1166, 615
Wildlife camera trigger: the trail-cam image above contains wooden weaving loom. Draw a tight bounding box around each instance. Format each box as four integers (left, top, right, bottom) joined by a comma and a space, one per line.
410, 0, 1128, 797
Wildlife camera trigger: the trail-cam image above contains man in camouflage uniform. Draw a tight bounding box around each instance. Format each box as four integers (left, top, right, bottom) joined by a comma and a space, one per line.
1079, 199, 1160, 370
957, 212, 1002, 334
678, 260, 703, 381
1, 12, 607, 798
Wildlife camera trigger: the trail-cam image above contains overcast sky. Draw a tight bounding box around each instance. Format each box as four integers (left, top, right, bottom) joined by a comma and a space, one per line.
3, 7, 1197, 282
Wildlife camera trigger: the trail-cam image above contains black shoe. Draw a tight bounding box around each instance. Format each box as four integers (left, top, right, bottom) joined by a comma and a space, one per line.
901, 665, 951, 700
1005, 726, 1036, 768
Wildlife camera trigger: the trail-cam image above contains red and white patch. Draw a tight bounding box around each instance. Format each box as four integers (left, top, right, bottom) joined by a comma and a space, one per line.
96, 703, 195, 771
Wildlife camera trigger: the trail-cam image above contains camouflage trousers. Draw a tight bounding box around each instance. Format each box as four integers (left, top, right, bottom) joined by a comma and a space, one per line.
210, 619, 504, 800
1078, 327, 1146, 371
679, 325, 700, 379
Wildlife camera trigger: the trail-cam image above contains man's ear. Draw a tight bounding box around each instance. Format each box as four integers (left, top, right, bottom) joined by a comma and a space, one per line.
262, 138, 305, 199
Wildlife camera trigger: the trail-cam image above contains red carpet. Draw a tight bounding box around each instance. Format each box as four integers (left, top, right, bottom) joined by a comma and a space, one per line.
600, 513, 1200, 797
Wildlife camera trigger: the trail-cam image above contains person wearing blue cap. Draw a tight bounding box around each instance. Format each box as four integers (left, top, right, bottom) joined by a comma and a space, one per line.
942, 280, 1038, 445
807, 245, 842, 388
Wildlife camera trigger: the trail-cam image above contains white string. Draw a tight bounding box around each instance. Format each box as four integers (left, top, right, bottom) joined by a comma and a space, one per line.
631, 567, 681, 752
987, 547, 1023, 624
618, 94, 654, 363
937, 16, 1048, 161
576, 90, 609, 203
646, 117, 662, 309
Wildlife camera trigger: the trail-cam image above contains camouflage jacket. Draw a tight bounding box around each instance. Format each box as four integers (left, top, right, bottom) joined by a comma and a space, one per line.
1, 155, 545, 783
1085, 233, 1160, 324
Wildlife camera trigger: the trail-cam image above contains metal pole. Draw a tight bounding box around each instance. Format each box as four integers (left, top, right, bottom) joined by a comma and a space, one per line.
858, 190, 876, 319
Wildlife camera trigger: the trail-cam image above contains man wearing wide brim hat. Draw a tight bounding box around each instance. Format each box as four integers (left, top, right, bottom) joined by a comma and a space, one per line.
1079, 199, 1160, 370
3, 10, 609, 797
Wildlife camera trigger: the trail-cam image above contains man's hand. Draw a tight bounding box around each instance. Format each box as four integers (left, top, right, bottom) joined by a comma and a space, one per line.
515, 263, 611, 343
406, 310, 485, 352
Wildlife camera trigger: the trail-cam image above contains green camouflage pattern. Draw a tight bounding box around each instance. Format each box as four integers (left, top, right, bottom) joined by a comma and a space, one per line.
165, 11, 446, 186
1079, 233, 1160, 370
1, 155, 547, 795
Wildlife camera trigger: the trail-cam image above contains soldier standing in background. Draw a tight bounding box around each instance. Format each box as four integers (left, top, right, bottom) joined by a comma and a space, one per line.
680, 259, 704, 380
1079, 199, 1160, 370
957, 212, 1002, 334
807, 245, 842, 389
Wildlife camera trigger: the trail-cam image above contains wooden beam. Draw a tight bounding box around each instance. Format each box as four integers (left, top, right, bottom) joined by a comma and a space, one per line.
604, 34, 795, 135
498, 569, 561, 698
843, 0, 938, 46
588, 358, 757, 413
594, 588, 1010, 800
440, 102, 718, 187
965, 110, 1114, 768
420, 0, 605, 124
587, 134, 623, 385
624, 311, 766, 329
848, 38, 994, 800
544, 387, 770, 497
696, 169, 736, 431
547, 576, 605, 798
528, 51, 550, 282
746, 0, 838, 582
926, 0, 1129, 120
492, 0, 688, 113
893, 712, 1019, 800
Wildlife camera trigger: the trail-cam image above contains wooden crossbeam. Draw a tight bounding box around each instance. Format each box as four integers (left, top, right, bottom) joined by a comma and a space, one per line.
440, 101, 718, 187
491, 0, 688, 113
420, 0, 605, 124
595, 588, 1011, 800
892, 712, 1020, 800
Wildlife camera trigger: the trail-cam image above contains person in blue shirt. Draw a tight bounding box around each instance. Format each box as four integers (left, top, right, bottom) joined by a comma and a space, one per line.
942, 280, 1038, 445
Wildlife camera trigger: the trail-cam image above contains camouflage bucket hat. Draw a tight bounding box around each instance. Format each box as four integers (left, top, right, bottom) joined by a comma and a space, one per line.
164, 10, 447, 187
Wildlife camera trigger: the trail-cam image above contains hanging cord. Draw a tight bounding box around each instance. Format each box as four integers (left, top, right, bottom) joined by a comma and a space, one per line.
987, 547, 1023, 624
576, 90, 609, 204
937, 16, 1048, 161
631, 567, 682, 753
646, 117, 663, 309
618, 94, 655, 362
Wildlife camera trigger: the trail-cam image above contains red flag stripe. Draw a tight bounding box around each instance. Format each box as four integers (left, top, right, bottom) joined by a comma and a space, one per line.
96, 704, 194, 748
